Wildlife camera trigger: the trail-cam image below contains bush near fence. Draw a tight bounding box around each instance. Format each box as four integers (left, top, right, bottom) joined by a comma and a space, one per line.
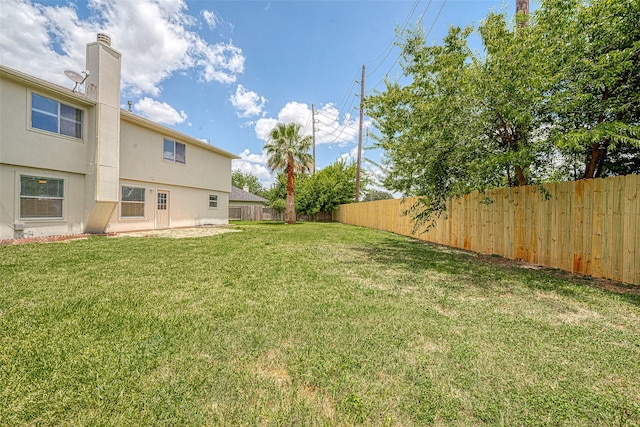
333, 174, 639, 285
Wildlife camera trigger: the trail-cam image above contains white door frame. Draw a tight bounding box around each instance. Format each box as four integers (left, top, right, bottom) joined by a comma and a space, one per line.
155, 189, 170, 229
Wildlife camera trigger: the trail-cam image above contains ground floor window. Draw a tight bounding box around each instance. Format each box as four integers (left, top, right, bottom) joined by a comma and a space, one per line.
20, 175, 64, 219
121, 186, 145, 217
209, 194, 218, 208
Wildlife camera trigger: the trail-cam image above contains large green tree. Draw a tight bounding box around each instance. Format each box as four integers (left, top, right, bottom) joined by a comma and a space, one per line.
264, 123, 313, 224
267, 160, 360, 216
366, 22, 546, 227
536, 0, 640, 178
231, 170, 266, 197
297, 160, 359, 215
364, 189, 394, 201
366, 26, 475, 222
366, 0, 640, 229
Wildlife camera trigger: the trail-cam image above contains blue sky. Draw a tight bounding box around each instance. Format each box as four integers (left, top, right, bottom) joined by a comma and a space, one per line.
0, 0, 522, 187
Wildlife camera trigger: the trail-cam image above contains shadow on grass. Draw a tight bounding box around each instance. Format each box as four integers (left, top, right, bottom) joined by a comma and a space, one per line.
350, 234, 640, 306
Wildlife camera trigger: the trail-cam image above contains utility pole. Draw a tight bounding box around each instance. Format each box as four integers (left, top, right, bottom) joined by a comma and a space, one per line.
311, 103, 316, 174
516, 0, 529, 27
355, 65, 365, 202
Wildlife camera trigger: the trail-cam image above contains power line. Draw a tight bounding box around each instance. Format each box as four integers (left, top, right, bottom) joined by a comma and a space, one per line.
366, 0, 448, 95
355, 64, 365, 202
312, 103, 316, 174
326, 70, 360, 120
311, 0, 421, 147
365, 0, 422, 76
312, 1, 449, 156
316, 117, 359, 145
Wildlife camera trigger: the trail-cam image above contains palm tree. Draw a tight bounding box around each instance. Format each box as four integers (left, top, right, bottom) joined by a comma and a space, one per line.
265, 122, 313, 224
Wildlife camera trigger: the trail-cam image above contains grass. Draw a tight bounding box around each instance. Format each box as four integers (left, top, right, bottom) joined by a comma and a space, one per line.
1, 222, 639, 426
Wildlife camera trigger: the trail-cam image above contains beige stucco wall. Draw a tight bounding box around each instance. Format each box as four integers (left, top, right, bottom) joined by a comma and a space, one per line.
119, 117, 232, 192
1, 64, 235, 239
0, 68, 96, 239
104, 179, 229, 233
0, 75, 94, 175
86, 40, 121, 204
108, 116, 234, 232
0, 165, 86, 239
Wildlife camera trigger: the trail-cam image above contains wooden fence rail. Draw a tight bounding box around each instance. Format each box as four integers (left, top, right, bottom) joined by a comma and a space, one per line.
333, 174, 639, 285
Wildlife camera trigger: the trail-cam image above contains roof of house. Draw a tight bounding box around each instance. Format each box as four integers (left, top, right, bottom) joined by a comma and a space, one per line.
230, 186, 268, 203
0, 64, 239, 160
1, 65, 95, 107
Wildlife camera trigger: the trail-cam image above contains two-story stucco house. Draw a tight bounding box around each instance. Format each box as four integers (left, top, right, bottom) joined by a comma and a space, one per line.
0, 34, 237, 240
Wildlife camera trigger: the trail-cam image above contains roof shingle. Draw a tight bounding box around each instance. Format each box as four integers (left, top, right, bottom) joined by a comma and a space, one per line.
229, 186, 268, 203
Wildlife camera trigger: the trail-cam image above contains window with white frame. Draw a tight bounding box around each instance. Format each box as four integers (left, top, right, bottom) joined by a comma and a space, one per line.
121, 186, 145, 218
20, 175, 64, 219
31, 93, 83, 138
163, 137, 186, 164
209, 194, 218, 208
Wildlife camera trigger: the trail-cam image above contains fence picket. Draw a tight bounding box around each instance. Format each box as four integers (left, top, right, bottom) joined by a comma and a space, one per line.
334, 174, 639, 285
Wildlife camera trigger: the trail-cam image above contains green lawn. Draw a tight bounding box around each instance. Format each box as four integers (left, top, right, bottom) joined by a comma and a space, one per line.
1, 223, 638, 426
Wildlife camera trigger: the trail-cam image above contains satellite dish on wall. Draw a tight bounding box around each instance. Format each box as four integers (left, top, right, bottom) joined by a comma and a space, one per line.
64, 69, 89, 92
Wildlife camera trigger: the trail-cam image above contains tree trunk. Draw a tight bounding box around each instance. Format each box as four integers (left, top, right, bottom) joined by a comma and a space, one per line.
515, 165, 528, 186
584, 138, 610, 179
584, 143, 601, 179
584, 90, 613, 179
285, 158, 296, 224
495, 112, 528, 186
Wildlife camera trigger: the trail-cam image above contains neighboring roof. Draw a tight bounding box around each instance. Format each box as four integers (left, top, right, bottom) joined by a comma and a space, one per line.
230, 186, 268, 203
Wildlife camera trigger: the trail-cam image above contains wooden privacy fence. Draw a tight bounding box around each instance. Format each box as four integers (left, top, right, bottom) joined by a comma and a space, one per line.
333, 174, 639, 285
229, 206, 282, 221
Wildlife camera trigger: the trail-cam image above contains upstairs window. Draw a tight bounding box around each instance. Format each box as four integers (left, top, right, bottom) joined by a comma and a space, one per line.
20, 175, 64, 219
121, 186, 145, 218
31, 93, 83, 138
163, 137, 186, 164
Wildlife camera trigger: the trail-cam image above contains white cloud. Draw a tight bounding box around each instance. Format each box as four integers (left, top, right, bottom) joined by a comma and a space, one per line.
202, 10, 219, 29
195, 39, 244, 84
339, 146, 360, 163
201, 9, 234, 31
0, 0, 245, 97
315, 104, 369, 146
253, 101, 368, 146
254, 117, 279, 140
237, 148, 269, 164
253, 102, 310, 141
135, 97, 187, 125
0, 1, 87, 87
232, 149, 274, 184
230, 84, 266, 118
276, 101, 311, 127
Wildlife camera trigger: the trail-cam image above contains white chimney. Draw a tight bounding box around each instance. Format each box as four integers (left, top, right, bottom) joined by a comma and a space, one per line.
84, 34, 121, 233
97, 33, 111, 46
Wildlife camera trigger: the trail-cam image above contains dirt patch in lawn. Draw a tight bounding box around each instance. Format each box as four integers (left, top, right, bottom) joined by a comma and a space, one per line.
1, 226, 239, 245
112, 226, 240, 239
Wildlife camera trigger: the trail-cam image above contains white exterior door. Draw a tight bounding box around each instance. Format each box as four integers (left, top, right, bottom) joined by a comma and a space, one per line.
156, 191, 169, 228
